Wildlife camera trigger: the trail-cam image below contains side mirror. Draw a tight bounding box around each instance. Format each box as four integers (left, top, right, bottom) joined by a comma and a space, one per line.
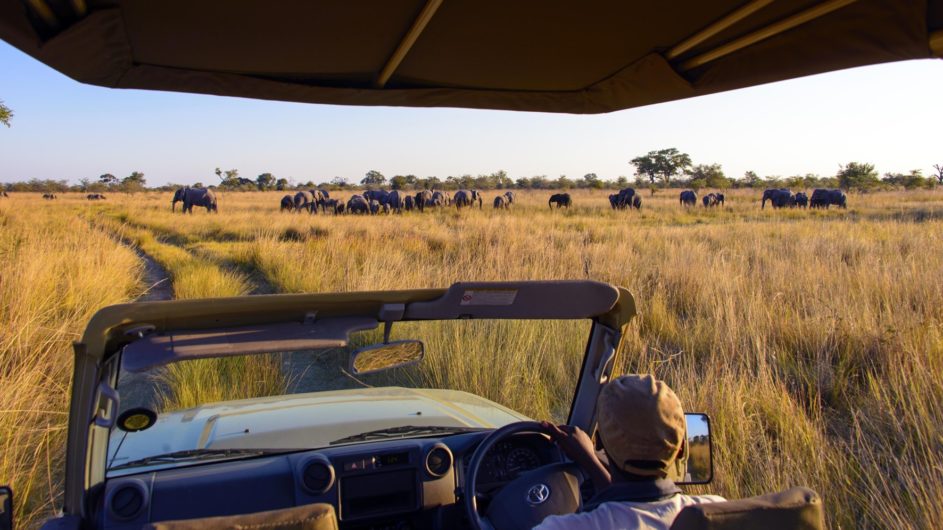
679, 413, 713, 485
0, 485, 13, 530
349, 340, 424, 375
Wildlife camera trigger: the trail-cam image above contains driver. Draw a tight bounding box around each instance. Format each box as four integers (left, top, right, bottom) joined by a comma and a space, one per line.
535, 374, 724, 530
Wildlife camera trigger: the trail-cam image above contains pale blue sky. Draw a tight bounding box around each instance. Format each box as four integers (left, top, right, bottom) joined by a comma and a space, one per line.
1, 40, 941, 186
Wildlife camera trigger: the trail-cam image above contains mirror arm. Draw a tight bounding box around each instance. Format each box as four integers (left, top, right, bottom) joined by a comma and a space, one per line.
378, 303, 405, 344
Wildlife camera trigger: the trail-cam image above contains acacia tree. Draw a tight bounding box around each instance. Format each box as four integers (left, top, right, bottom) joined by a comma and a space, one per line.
934, 164, 943, 185
0, 100, 12, 127
836, 162, 880, 191
361, 170, 386, 187
630, 148, 692, 186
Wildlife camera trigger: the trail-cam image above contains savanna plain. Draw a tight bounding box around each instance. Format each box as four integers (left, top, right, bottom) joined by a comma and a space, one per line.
2, 188, 942, 529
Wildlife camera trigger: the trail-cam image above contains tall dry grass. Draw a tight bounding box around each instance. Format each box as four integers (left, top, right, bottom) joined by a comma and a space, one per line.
3, 188, 943, 528
0, 198, 143, 528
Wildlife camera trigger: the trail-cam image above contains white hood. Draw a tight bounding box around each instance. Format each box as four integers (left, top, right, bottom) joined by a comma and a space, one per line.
108, 387, 528, 472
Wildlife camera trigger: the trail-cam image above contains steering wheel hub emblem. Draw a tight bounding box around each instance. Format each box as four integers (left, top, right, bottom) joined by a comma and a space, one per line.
526, 483, 551, 505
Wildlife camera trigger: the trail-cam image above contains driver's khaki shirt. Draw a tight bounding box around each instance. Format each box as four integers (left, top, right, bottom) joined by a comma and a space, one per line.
533, 494, 725, 530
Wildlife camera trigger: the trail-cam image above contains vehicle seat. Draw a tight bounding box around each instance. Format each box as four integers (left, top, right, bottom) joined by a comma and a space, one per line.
143, 503, 338, 530
670, 487, 823, 530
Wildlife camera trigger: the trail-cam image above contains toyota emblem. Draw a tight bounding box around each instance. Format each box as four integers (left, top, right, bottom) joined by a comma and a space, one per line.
526, 483, 551, 505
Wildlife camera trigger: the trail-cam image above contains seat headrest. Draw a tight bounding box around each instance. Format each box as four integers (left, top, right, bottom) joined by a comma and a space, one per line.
670, 487, 824, 530
144, 503, 338, 530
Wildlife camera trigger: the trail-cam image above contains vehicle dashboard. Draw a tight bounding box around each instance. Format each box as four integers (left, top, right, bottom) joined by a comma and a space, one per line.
96, 431, 561, 529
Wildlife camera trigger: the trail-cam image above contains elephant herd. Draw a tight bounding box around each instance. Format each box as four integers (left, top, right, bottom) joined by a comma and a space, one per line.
278, 189, 520, 215
761, 188, 846, 209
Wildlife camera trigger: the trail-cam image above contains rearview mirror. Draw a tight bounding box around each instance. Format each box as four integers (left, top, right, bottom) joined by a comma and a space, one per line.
679, 413, 713, 485
349, 340, 424, 375
0, 485, 13, 530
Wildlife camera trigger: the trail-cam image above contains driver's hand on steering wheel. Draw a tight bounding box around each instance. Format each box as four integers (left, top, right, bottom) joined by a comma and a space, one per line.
541, 422, 612, 488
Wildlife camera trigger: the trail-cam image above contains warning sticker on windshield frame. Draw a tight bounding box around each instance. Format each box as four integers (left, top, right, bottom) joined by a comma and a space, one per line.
459, 289, 518, 306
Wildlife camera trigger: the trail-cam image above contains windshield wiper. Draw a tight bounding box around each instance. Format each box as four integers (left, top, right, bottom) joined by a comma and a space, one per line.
330, 425, 482, 445
109, 448, 293, 471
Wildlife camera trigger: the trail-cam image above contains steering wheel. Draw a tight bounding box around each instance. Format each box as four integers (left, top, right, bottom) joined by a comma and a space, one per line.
464, 421, 584, 530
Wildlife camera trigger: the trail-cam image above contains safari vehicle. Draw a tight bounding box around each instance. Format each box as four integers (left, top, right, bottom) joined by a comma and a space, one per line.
1, 1, 941, 529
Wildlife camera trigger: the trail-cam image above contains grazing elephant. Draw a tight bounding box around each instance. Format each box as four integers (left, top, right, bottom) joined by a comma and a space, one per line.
503, 191, 515, 204
346, 194, 370, 214
369, 200, 381, 215
631, 195, 642, 209
548, 193, 572, 209
493, 195, 509, 209
280, 194, 295, 212
714, 193, 725, 206
293, 191, 314, 212
794, 192, 809, 208
810, 189, 847, 209
611, 188, 640, 210
679, 190, 697, 207
403, 195, 415, 211
702, 193, 718, 207
87, 193, 106, 200
173, 187, 217, 213
318, 198, 340, 214
454, 189, 482, 209
761, 188, 792, 209
42, 193, 57, 200
309, 189, 327, 213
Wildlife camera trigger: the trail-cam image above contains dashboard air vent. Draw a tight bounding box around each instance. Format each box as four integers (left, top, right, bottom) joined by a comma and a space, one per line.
300, 456, 335, 495
425, 444, 453, 478
108, 481, 148, 521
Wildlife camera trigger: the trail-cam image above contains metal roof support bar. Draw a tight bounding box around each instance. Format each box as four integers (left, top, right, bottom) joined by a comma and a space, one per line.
666, 0, 775, 60
679, 0, 859, 71
931, 30, 943, 58
376, 0, 444, 88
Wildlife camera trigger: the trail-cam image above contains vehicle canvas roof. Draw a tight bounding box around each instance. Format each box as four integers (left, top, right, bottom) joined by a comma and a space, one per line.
0, 0, 940, 114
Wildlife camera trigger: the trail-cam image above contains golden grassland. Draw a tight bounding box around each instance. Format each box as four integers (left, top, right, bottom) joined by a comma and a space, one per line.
2, 188, 943, 528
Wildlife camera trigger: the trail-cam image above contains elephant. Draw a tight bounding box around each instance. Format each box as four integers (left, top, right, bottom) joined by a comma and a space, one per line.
431, 190, 449, 206
611, 188, 640, 210
317, 189, 330, 199
810, 189, 847, 209
369, 200, 381, 215
548, 193, 572, 209
387, 190, 405, 212
493, 195, 509, 209
414, 190, 433, 211
794, 192, 809, 208
363, 189, 390, 206
679, 190, 697, 207
631, 195, 642, 209
321, 199, 344, 215
87, 193, 106, 200
702, 193, 719, 207
173, 187, 217, 213
761, 188, 792, 209
346, 194, 370, 214
381, 203, 391, 214
714, 193, 725, 206
503, 191, 515, 204
403, 195, 415, 211
42, 193, 57, 200
453, 189, 482, 209
280, 194, 295, 212
293, 191, 315, 213
308, 189, 327, 212
1, 191, 9, 197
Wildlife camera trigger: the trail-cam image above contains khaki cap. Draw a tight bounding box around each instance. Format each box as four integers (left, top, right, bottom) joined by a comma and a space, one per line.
597, 374, 686, 478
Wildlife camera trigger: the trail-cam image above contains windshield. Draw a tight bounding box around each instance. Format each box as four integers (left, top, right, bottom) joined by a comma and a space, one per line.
108, 318, 590, 475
